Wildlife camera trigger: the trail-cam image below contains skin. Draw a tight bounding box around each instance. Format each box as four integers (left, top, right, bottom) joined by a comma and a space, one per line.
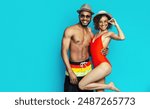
61, 11, 93, 85
78, 15, 125, 92
61, 11, 109, 92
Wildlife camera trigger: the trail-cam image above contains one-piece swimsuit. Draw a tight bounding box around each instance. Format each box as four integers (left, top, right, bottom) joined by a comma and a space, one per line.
90, 33, 111, 67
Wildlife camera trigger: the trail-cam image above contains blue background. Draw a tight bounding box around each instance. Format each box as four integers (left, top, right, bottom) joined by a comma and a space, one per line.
0, 0, 150, 92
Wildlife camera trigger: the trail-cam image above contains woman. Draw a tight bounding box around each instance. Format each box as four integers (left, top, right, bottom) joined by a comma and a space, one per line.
78, 10, 125, 91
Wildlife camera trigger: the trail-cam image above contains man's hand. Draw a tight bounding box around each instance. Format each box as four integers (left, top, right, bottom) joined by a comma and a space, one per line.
69, 71, 78, 85
101, 47, 109, 56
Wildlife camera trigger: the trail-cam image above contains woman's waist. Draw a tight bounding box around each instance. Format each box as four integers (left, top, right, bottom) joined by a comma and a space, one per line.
90, 52, 104, 57
91, 54, 108, 61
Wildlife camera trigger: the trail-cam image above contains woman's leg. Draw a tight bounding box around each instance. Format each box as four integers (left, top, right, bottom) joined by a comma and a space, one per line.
78, 62, 119, 91
96, 78, 105, 92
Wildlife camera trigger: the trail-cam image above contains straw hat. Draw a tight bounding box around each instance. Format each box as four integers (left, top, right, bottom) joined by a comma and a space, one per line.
93, 10, 112, 21
77, 4, 94, 15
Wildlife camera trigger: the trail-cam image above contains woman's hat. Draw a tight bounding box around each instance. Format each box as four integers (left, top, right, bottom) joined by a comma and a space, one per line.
93, 10, 112, 21
77, 4, 94, 15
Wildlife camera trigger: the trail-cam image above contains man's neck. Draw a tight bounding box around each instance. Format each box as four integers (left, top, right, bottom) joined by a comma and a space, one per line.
77, 23, 88, 29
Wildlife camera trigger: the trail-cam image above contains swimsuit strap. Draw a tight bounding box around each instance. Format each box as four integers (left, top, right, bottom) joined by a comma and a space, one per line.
92, 31, 108, 42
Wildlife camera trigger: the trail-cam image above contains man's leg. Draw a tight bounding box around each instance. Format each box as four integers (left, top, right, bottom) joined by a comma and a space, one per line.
64, 76, 93, 92
77, 77, 93, 92
64, 76, 79, 92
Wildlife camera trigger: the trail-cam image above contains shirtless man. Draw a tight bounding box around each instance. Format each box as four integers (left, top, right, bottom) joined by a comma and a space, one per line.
61, 4, 106, 92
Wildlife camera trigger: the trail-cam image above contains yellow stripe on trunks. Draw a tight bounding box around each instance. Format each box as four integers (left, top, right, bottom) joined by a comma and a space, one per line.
65, 64, 92, 77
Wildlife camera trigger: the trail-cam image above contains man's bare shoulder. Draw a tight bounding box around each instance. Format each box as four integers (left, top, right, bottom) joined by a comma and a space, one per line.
64, 24, 79, 35
66, 24, 79, 30
64, 26, 72, 36
63, 25, 76, 38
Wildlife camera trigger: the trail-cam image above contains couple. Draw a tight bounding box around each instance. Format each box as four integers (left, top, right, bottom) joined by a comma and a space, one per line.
61, 4, 125, 92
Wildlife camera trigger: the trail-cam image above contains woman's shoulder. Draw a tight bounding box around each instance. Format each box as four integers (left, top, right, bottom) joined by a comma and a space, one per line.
104, 31, 115, 38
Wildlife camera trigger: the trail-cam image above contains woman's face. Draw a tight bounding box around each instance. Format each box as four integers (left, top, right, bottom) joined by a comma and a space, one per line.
99, 16, 109, 31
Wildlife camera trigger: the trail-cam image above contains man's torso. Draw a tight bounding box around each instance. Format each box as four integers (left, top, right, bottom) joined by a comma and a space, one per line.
69, 24, 93, 62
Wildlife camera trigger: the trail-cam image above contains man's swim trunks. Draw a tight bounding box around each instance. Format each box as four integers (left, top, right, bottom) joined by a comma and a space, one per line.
64, 76, 93, 92
65, 58, 92, 77
64, 58, 93, 92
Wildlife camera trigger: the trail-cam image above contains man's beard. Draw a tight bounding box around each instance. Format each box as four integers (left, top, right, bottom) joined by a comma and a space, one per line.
79, 21, 90, 27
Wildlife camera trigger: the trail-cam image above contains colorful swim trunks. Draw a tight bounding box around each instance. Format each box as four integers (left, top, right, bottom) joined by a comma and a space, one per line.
65, 58, 92, 77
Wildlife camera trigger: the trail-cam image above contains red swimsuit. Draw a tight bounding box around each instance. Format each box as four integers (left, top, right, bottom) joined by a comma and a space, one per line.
90, 33, 111, 67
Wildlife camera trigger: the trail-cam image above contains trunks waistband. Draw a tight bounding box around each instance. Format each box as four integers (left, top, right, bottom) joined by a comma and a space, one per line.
69, 58, 89, 65
66, 58, 92, 77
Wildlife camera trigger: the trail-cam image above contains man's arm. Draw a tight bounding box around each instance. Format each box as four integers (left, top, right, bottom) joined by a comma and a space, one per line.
101, 47, 109, 56
61, 28, 78, 84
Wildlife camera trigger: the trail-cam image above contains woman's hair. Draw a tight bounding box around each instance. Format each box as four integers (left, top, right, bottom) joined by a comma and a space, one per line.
93, 14, 112, 30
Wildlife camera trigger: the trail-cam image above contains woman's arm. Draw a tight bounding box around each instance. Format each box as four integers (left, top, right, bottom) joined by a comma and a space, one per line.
108, 18, 125, 40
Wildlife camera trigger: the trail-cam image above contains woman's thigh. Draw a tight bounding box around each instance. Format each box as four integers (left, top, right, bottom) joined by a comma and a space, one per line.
79, 62, 111, 86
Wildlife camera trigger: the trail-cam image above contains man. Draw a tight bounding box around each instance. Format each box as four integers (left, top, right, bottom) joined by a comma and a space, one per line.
61, 4, 107, 92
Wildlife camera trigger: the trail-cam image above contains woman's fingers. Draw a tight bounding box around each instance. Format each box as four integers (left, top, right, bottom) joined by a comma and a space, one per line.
108, 18, 116, 25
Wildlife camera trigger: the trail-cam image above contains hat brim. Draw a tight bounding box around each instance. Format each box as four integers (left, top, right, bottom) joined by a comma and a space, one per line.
77, 9, 94, 15
93, 13, 112, 21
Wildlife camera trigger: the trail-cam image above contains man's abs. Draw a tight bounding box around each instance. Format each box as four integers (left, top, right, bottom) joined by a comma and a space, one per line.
70, 46, 89, 62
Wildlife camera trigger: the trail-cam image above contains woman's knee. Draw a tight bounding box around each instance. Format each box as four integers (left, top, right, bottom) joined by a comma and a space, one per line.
107, 67, 112, 74
78, 82, 85, 90
103, 64, 112, 75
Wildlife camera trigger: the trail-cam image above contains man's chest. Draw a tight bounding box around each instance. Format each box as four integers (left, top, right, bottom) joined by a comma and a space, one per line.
72, 32, 92, 45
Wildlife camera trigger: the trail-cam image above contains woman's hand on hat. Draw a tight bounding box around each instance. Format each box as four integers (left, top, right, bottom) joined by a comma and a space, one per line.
108, 18, 117, 26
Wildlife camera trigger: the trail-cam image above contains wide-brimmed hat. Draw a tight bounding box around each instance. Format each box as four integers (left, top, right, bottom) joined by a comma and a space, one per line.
77, 4, 94, 15
93, 10, 112, 21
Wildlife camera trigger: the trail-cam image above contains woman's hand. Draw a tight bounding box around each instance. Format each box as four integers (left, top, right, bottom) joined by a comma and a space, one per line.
108, 18, 117, 26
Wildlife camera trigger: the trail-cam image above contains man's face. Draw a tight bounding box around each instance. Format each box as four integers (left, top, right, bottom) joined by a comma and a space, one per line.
79, 11, 92, 27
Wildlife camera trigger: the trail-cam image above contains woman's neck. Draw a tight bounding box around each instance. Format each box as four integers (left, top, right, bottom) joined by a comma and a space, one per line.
99, 30, 108, 34
96, 30, 108, 36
